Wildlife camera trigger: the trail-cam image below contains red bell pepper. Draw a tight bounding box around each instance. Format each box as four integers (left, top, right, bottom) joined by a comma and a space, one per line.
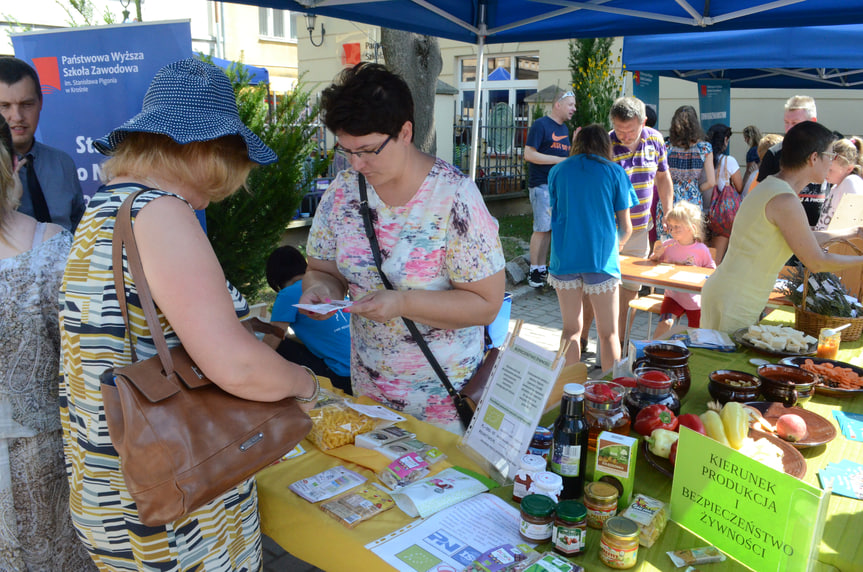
633, 404, 678, 436
669, 440, 679, 466
677, 413, 707, 435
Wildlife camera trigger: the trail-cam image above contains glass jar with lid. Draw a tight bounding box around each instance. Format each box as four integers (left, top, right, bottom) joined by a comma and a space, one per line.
552, 500, 587, 556
527, 426, 553, 460
600, 516, 640, 569
519, 494, 555, 542
512, 454, 547, 503
584, 381, 631, 451
527, 471, 563, 502
584, 480, 619, 528
624, 366, 680, 421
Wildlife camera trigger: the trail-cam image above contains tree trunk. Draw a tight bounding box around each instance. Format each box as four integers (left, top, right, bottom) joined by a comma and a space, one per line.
380, 29, 442, 155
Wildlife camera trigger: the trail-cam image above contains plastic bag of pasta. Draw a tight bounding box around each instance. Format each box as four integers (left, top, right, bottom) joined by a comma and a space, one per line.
307, 389, 396, 450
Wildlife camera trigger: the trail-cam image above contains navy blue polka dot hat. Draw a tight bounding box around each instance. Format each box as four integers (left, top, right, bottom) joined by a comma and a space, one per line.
94, 58, 277, 165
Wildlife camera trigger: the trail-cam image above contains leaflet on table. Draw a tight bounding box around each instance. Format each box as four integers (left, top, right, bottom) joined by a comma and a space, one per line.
293, 299, 353, 314
671, 428, 829, 571
390, 466, 497, 518
366, 493, 532, 572
669, 270, 710, 284
459, 326, 566, 484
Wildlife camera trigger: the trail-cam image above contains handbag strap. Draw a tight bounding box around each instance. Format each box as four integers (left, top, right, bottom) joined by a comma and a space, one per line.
111, 189, 177, 377
357, 174, 462, 402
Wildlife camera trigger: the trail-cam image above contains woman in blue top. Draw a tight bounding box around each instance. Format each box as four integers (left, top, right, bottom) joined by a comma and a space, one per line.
548, 124, 638, 371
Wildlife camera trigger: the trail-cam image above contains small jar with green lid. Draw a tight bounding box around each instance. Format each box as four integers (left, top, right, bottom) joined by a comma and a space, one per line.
519, 494, 555, 542
600, 516, 640, 569
552, 500, 587, 556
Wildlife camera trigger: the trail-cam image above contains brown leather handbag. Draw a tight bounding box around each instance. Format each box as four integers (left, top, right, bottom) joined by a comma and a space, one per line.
100, 190, 312, 527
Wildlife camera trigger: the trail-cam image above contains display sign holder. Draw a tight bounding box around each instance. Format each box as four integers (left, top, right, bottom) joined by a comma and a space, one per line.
458, 320, 568, 484
670, 428, 830, 571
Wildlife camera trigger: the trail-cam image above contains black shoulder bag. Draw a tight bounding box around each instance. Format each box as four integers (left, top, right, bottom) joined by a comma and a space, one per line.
357, 174, 497, 429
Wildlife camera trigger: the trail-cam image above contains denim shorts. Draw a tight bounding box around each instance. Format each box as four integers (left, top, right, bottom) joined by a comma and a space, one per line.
548, 272, 619, 294
529, 184, 552, 232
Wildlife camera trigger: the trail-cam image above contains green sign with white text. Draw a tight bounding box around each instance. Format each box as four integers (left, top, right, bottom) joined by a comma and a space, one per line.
670, 428, 828, 571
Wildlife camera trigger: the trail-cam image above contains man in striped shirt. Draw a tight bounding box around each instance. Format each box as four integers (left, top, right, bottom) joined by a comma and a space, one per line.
609, 96, 673, 338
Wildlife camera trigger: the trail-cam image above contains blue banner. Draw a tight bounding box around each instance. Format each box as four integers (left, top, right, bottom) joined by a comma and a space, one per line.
632, 71, 660, 122
697, 79, 731, 132
11, 21, 192, 200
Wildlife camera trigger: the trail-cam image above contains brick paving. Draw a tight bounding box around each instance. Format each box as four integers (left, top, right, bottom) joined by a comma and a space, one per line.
262, 283, 656, 570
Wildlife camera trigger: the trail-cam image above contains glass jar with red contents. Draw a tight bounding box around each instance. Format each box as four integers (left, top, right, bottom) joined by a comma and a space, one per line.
584, 381, 631, 451
624, 366, 681, 421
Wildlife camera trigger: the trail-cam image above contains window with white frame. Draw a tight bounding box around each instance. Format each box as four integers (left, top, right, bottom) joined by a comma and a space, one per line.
258, 8, 297, 40
457, 54, 538, 120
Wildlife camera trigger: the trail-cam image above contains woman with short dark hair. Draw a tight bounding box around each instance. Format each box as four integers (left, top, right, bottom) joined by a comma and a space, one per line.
301, 63, 505, 434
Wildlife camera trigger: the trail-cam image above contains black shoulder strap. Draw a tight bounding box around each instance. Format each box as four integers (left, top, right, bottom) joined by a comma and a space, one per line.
357, 174, 461, 401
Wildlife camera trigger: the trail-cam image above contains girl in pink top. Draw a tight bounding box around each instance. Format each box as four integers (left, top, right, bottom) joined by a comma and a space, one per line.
649, 201, 716, 338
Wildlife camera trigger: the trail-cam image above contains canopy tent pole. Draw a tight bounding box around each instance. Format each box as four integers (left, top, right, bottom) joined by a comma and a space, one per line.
468, 35, 485, 182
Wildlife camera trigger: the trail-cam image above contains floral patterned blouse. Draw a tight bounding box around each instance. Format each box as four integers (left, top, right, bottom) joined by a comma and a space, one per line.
657, 141, 712, 236
307, 159, 505, 433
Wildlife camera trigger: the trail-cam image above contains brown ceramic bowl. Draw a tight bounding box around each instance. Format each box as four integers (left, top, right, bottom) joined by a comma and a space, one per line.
708, 370, 762, 404
756, 364, 818, 407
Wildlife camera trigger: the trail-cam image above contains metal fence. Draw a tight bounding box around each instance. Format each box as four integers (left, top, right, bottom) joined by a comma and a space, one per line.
453, 100, 529, 197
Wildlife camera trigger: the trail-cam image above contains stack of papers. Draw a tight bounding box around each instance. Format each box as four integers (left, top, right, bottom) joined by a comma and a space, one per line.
832, 411, 863, 442
672, 329, 736, 352
818, 460, 863, 499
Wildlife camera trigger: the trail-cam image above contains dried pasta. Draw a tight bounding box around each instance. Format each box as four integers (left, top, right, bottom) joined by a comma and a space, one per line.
307, 390, 381, 450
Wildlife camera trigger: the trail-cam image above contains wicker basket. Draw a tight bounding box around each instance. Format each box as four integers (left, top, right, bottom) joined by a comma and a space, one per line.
794, 238, 863, 342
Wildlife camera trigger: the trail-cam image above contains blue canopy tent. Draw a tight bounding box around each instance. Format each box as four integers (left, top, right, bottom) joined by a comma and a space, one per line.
224, 0, 863, 177
623, 24, 863, 90
211, 56, 270, 85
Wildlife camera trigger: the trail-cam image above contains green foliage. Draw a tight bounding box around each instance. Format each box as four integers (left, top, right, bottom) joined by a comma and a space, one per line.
198, 54, 328, 302
568, 38, 624, 131
497, 214, 533, 261
56, 0, 117, 26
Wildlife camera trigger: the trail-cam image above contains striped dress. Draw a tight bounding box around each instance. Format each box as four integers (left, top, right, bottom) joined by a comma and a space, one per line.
59, 185, 261, 571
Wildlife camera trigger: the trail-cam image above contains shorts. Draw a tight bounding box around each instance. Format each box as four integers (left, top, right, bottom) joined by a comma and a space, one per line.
659, 295, 701, 327
529, 184, 552, 232
548, 272, 619, 295
620, 227, 650, 292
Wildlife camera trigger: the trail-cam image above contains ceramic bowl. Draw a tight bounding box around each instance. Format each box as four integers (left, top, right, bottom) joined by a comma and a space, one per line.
756, 364, 818, 407
708, 370, 762, 404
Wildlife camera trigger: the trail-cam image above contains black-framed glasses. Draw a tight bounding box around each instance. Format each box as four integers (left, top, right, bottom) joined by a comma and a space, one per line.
335, 135, 393, 160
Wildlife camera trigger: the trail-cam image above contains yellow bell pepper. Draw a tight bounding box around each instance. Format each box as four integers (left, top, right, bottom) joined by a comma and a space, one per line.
700, 410, 730, 447
720, 402, 749, 450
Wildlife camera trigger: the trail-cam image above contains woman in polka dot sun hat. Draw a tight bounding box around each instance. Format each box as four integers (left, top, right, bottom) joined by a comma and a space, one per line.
59, 58, 318, 570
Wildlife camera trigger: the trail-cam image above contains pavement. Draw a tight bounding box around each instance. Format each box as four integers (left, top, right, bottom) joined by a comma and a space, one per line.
262, 283, 657, 571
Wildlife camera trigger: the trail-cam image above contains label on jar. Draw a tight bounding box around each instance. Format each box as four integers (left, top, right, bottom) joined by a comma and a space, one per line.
600, 536, 638, 569
586, 505, 617, 528
519, 519, 553, 541
550, 444, 582, 477
552, 524, 585, 554
527, 445, 550, 460
513, 479, 530, 501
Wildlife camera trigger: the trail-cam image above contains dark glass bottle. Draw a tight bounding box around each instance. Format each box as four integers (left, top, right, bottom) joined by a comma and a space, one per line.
549, 383, 589, 500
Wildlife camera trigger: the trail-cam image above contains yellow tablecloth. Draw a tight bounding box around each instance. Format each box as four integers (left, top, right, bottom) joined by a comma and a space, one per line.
258, 309, 862, 571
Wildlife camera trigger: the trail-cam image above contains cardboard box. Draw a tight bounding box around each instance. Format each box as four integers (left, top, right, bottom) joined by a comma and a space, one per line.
593, 431, 638, 510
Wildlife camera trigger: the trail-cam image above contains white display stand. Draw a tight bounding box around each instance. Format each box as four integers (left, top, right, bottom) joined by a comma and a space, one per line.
458, 321, 568, 484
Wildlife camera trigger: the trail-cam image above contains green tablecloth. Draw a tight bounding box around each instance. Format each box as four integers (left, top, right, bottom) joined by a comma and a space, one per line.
521, 309, 862, 571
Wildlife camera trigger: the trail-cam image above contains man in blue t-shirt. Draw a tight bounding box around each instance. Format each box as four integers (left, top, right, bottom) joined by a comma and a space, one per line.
266, 246, 352, 394
524, 89, 575, 288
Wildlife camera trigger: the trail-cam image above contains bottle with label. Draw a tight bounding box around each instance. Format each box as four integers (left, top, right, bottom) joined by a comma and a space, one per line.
549, 383, 589, 500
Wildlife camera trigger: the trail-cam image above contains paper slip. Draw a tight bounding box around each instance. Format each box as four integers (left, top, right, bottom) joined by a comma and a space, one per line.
346, 402, 406, 423
293, 300, 353, 314
686, 328, 735, 350
642, 264, 674, 277
366, 493, 531, 572
818, 460, 863, 499
669, 270, 709, 284
832, 411, 863, 442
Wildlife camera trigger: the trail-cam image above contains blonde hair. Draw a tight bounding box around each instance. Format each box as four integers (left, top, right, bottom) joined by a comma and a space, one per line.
757, 133, 783, 161
665, 200, 705, 243
833, 137, 863, 177
0, 138, 18, 246
100, 132, 255, 202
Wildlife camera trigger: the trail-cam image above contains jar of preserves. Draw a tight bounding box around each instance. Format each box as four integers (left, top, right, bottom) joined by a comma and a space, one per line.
624, 367, 681, 420
600, 516, 640, 569
527, 471, 563, 503
512, 454, 547, 503
584, 381, 631, 451
552, 500, 587, 556
584, 481, 619, 529
527, 426, 553, 460
519, 494, 555, 542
